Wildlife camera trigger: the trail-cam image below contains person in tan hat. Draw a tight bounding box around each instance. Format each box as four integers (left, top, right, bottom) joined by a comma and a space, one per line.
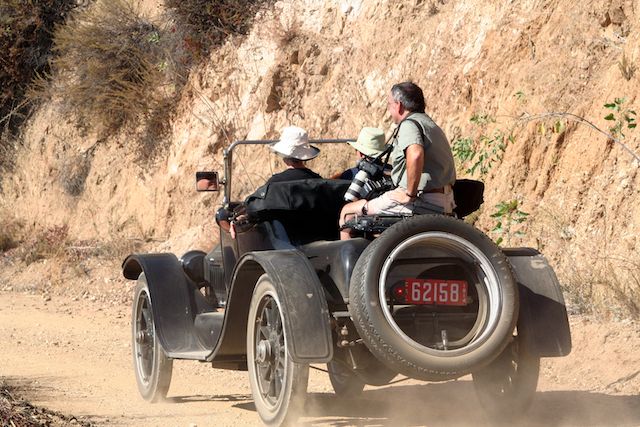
331, 127, 388, 180
267, 126, 322, 184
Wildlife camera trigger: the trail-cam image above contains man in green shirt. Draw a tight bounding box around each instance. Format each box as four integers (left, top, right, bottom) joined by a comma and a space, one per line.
339, 82, 456, 240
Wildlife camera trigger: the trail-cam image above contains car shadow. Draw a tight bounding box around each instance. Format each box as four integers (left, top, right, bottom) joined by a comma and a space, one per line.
168, 393, 251, 403
295, 381, 640, 427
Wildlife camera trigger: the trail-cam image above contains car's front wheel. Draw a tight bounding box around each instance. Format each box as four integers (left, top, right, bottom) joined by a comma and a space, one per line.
247, 274, 309, 426
132, 274, 173, 401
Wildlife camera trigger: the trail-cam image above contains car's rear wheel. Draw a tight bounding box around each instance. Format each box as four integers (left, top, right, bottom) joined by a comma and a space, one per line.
247, 274, 309, 426
132, 274, 173, 401
349, 215, 518, 379
473, 329, 540, 419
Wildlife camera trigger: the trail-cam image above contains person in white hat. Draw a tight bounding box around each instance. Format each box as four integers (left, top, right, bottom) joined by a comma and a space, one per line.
331, 127, 388, 180
266, 126, 322, 184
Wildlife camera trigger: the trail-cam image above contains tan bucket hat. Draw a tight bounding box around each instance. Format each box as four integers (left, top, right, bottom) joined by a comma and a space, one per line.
348, 127, 387, 157
270, 126, 320, 160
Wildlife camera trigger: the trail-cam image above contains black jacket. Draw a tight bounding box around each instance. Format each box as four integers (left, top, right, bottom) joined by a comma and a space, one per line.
266, 168, 321, 184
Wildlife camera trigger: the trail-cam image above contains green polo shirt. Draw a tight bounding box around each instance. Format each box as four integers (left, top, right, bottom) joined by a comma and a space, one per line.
390, 112, 456, 191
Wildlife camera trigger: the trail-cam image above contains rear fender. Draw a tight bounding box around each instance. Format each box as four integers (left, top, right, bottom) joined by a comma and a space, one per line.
122, 253, 211, 359
211, 249, 333, 364
504, 248, 572, 357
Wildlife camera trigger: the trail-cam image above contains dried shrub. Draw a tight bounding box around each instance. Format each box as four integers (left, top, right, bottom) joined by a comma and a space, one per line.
59, 151, 93, 196
0, 381, 91, 427
18, 224, 69, 265
0, 0, 76, 168
164, 0, 273, 60
33, 0, 183, 136
0, 212, 23, 252
618, 52, 636, 81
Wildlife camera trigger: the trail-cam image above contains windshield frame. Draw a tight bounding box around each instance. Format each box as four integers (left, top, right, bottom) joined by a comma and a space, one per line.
222, 138, 355, 207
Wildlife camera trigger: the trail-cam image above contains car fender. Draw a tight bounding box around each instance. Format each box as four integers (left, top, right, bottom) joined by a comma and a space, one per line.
122, 253, 211, 359
212, 249, 333, 364
504, 248, 572, 357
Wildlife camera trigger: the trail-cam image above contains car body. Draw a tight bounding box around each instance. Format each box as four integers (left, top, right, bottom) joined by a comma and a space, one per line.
122, 138, 572, 426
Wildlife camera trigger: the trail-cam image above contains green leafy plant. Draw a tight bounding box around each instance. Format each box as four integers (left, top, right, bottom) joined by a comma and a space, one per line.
469, 113, 495, 126
604, 98, 636, 139
451, 136, 474, 163
490, 200, 529, 246
452, 128, 513, 177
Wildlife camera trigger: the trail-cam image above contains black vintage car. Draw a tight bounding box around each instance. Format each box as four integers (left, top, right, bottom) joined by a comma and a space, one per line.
122, 139, 571, 426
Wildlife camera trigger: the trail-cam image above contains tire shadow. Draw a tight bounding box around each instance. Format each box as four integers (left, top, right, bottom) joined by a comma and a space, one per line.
168, 393, 251, 403
297, 381, 640, 427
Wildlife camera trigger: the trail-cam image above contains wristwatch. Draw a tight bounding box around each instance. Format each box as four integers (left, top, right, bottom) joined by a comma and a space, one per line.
362, 203, 368, 215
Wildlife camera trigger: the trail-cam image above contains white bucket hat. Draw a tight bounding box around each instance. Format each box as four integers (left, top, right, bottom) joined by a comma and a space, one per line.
348, 127, 387, 158
269, 126, 320, 160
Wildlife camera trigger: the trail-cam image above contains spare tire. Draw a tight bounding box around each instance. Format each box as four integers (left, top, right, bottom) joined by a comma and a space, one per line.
348, 214, 518, 380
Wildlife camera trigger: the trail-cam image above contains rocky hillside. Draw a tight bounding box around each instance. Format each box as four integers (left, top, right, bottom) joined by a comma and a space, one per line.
1, 0, 639, 317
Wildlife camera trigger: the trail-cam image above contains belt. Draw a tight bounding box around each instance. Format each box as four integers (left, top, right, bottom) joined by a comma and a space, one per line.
422, 187, 444, 194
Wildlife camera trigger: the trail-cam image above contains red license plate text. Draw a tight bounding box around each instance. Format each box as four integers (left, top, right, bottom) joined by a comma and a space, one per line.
404, 279, 468, 306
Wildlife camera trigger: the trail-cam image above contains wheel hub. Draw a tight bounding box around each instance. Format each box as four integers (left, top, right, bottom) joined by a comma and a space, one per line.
136, 330, 150, 344
256, 339, 272, 364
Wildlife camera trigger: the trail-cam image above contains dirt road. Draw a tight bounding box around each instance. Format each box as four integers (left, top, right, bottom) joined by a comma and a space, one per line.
1, 290, 639, 427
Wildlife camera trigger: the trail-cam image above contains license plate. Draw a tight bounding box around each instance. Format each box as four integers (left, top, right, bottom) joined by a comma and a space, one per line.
404, 279, 468, 306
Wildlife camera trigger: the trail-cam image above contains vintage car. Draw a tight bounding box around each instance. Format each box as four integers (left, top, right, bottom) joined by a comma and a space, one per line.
122, 138, 572, 426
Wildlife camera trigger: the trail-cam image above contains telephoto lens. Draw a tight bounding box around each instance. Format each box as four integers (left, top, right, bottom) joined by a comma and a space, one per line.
344, 169, 370, 201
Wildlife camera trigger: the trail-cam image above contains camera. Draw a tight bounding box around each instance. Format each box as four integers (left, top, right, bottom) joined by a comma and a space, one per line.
344, 169, 370, 202
344, 159, 387, 202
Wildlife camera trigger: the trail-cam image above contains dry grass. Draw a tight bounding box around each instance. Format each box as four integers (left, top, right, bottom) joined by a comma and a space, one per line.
531, 208, 640, 320
0, 0, 76, 171
0, 212, 23, 252
31, 0, 183, 139
17, 225, 70, 265
618, 52, 636, 81
1, 380, 91, 427
164, 0, 274, 60
4, 221, 144, 267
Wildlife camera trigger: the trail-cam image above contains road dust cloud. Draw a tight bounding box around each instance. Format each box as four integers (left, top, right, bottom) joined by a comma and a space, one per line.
299, 369, 640, 427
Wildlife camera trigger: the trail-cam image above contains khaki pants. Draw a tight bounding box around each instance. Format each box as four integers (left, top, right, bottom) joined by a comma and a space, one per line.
366, 187, 455, 215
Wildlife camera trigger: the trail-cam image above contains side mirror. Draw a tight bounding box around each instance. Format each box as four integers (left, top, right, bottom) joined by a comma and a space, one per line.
196, 171, 220, 192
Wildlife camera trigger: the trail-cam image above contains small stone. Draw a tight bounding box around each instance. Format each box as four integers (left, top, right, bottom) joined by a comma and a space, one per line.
609, 6, 626, 25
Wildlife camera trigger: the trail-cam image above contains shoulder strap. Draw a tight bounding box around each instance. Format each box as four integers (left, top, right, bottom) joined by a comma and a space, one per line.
403, 117, 426, 144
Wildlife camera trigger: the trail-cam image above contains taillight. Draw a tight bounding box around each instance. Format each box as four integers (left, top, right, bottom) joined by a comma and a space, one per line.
392, 283, 407, 303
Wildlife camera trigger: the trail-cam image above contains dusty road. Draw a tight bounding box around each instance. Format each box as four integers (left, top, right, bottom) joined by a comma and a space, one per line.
1, 290, 639, 427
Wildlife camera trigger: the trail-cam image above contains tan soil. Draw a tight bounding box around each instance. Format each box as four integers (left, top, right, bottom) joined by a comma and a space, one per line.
2, 0, 640, 425
0, 289, 638, 427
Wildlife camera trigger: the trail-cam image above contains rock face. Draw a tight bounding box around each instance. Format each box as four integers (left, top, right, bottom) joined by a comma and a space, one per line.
2, 0, 640, 317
